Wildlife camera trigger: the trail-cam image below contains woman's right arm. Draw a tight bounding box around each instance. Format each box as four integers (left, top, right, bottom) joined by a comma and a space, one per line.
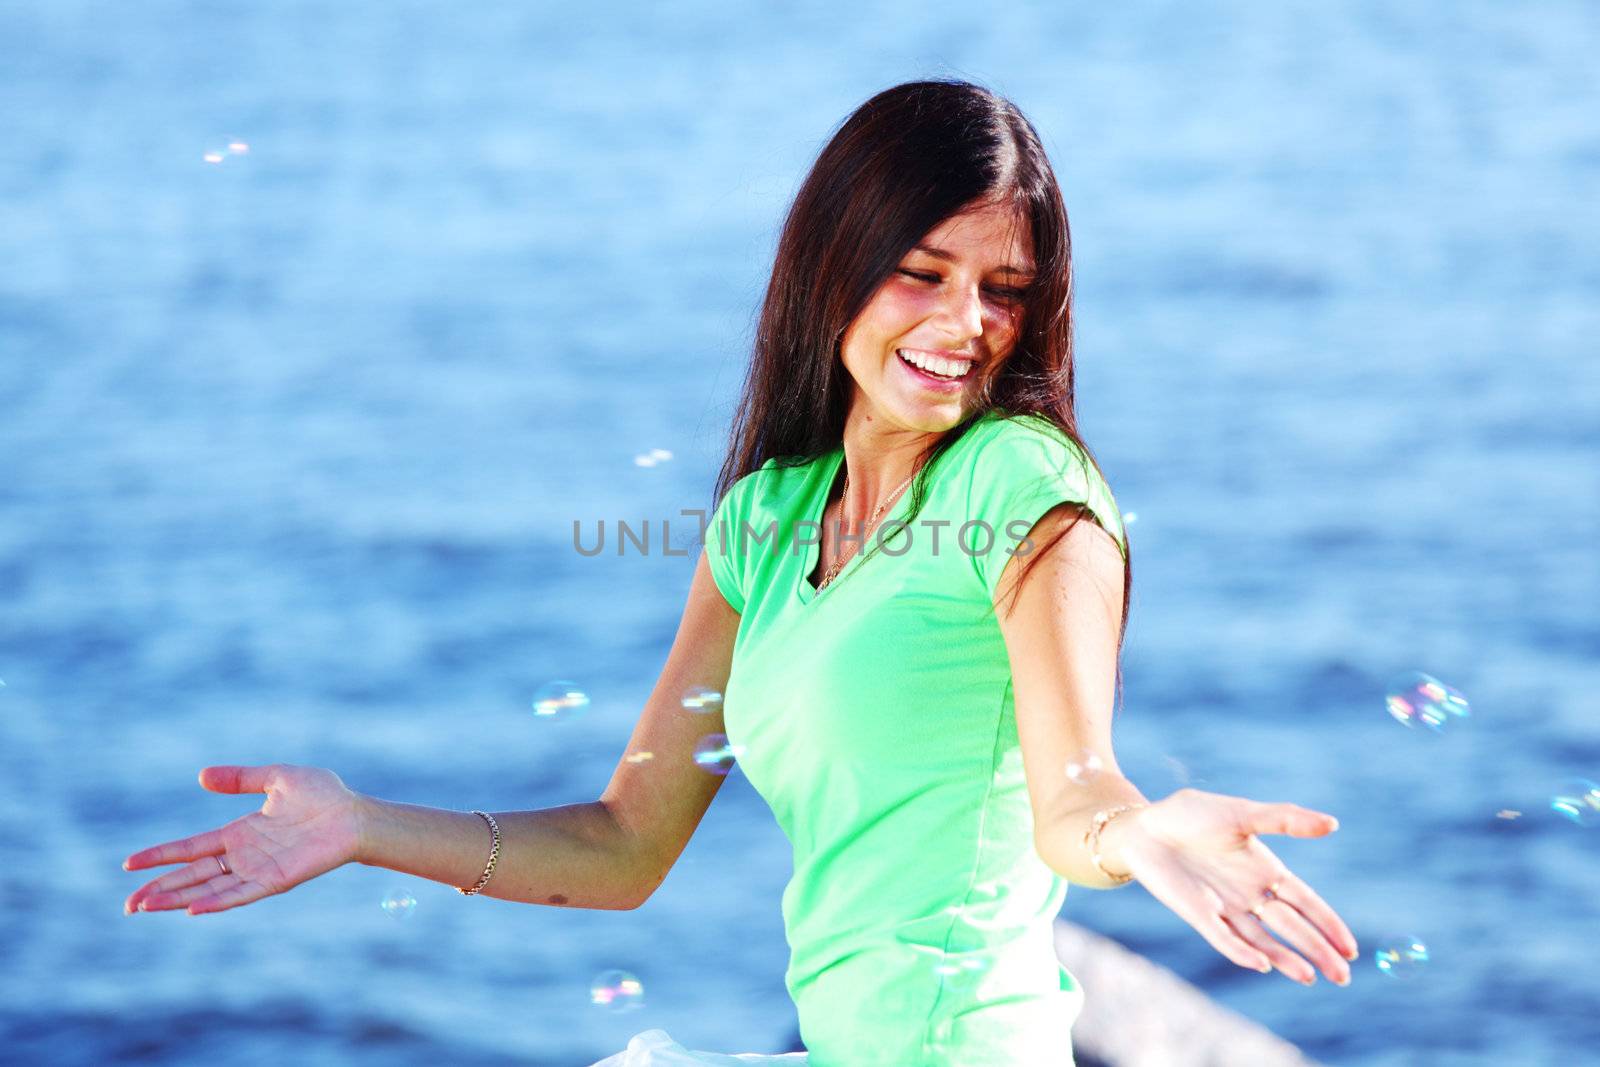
359, 549, 741, 910
124, 549, 741, 916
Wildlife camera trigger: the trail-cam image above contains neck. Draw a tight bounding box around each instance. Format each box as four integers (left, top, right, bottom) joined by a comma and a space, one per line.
836, 413, 945, 516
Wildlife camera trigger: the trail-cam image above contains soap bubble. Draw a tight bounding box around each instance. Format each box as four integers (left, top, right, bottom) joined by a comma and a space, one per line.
1162, 754, 1197, 786
692, 733, 744, 776
931, 951, 992, 987
531, 680, 590, 721
895, 915, 993, 989
633, 447, 673, 468
1384, 671, 1470, 732
624, 751, 655, 764
680, 685, 724, 715
380, 889, 416, 919
1550, 778, 1600, 827
590, 969, 645, 1011
1064, 750, 1104, 787
1373, 935, 1429, 980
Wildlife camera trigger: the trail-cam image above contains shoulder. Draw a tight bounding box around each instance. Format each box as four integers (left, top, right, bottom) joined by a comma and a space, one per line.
960, 410, 1127, 556
719, 454, 822, 520
970, 410, 1082, 457
961, 410, 1093, 490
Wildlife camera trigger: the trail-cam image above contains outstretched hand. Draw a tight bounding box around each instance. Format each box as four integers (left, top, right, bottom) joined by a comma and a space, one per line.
122, 764, 367, 917
1113, 788, 1360, 987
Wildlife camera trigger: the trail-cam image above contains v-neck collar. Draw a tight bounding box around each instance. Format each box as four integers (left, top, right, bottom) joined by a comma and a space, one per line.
793, 423, 975, 606
796, 448, 848, 605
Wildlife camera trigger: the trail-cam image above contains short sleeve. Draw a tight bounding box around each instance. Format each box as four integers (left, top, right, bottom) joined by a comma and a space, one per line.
706, 475, 751, 613
964, 416, 1127, 600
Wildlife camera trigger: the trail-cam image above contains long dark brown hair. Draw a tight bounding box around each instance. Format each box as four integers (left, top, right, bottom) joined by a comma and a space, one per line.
712, 77, 1132, 706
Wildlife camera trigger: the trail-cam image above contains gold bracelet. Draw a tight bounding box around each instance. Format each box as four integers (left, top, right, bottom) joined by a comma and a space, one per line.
1083, 803, 1145, 886
458, 810, 501, 895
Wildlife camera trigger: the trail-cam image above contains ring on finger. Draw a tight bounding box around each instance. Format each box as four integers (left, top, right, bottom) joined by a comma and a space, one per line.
215, 854, 231, 876
1248, 881, 1281, 918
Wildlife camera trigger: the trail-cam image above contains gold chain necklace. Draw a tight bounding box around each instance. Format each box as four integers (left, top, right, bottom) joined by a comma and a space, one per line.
814, 461, 920, 592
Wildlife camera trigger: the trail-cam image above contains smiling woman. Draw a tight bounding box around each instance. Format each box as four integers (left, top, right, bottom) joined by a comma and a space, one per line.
650, 75, 1353, 1065
118, 74, 1355, 1067
651, 76, 1142, 1065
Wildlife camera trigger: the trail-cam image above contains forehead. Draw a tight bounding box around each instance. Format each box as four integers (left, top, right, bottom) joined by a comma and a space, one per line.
916, 204, 1035, 271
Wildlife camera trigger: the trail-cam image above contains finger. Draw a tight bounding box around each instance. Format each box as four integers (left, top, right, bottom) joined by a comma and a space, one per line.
1193, 909, 1276, 973
1242, 802, 1338, 838
1249, 898, 1350, 986
198, 764, 278, 795
1220, 911, 1317, 984
123, 829, 228, 872
1164, 883, 1273, 972
127, 855, 231, 912
1271, 872, 1361, 963
1143, 877, 1274, 974
189, 878, 269, 915
140, 870, 233, 912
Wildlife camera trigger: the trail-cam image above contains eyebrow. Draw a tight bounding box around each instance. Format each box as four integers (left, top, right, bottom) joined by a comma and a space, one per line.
911, 243, 1036, 278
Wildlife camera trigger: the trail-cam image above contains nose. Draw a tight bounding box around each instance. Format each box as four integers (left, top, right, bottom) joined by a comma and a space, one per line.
932, 282, 986, 343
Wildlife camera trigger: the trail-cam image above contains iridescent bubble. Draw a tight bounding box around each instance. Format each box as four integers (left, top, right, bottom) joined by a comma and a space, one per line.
1162, 754, 1193, 786
531, 680, 590, 721
680, 685, 724, 715
380, 889, 416, 918
633, 447, 673, 468
1550, 778, 1600, 827
589, 969, 645, 1012
624, 751, 655, 764
227, 141, 250, 154
202, 151, 225, 164
1122, 511, 1138, 526
1384, 671, 1470, 732
692, 733, 744, 775
895, 915, 993, 988
1064, 750, 1104, 787
1495, 809, 1522, 820
0, 677, 7, 688
931, 951, 992, 986
1373, 935, 1428, 980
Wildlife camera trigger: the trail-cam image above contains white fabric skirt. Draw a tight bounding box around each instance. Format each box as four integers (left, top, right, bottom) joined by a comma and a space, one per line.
585, 1028, 809, 1066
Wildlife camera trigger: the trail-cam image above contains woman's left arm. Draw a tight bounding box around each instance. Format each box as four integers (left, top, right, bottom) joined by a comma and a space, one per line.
995, 502, 1360, 987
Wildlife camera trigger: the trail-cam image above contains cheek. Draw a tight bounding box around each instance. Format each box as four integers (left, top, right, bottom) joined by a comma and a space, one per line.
991, 307, 1027, 352
845, 289, 933, 363
992, 300, 1025, 333
875, 282, 939, 323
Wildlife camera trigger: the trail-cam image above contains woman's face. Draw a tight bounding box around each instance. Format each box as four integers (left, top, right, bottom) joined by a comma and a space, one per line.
839, 198, 1035, 434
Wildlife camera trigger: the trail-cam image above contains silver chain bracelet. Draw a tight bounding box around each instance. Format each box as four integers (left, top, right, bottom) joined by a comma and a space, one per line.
458, 810, 501, 895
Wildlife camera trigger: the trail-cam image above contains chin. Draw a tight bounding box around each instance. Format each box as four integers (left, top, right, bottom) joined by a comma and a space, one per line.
892, 400, 970, 433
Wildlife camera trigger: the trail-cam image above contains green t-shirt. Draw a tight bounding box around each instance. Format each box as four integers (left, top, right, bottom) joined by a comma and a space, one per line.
707, 407, 1127, 1067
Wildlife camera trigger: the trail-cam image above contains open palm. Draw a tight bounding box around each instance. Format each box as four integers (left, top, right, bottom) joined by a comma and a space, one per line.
122, 764, 366, 916
1119, 788, 1360, 987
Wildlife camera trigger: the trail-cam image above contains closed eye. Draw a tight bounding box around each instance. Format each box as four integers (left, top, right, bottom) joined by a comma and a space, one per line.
896, 268, 1028, 302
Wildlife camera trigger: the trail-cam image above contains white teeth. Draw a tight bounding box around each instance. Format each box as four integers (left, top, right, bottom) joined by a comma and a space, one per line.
898, 349, 972, 379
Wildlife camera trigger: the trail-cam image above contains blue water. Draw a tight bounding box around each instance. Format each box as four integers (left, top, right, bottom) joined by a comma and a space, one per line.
2, 2, 1597, 1065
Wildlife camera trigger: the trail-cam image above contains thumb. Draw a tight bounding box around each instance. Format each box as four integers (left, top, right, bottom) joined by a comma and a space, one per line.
198, 765, 276, 794
1245, 801, 1337, 837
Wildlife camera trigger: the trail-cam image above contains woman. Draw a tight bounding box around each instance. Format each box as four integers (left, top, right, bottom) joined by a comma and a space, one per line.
121, 79, 1359, 1066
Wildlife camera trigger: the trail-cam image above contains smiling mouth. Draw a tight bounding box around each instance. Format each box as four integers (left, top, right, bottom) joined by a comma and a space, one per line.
896, 348, 974, 382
